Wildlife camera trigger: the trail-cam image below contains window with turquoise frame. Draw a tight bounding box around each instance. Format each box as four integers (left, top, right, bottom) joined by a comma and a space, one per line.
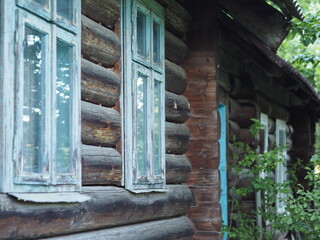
0, 0, 81, 193
122, 0, 165, 192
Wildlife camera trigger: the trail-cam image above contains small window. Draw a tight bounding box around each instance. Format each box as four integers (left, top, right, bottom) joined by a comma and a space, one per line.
122, 0, 165, 192
0, 0, 80, 192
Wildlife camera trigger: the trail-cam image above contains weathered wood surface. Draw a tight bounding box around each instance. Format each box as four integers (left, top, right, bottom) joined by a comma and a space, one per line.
81, 101, 121, 147
156, 0, 191, 37
81, 15, 121, 68
0, 185, 193, 240
165, 30, 188, 65
165, 60, 187, 95
166, 122, 191, 154
82, 0, 120, 29
44, 216, 194, 240
228, 120, 240, 142
166, 91, 190, 123
82, 144, 121, 186
82, 144, 192, 185
228, 98, 241, 121
81, 58, 120, 107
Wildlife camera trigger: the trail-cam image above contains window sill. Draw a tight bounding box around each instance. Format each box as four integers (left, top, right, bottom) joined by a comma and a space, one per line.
8, 192, 91, 203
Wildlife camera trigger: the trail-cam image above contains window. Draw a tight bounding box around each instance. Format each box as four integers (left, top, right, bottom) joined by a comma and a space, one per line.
0, 0, 80, 192
275, 119, 287, 213
122, 0, 165, 191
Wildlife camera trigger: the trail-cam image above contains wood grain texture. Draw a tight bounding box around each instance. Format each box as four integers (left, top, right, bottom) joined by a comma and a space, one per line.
166, 91, 190, 123
165, 30, 188, 65
81, 101, 121, 147
81, 58, 120, 107
43, 216, 195, 240
81, 15, 121, 68
165, 59, 187, 95
0, 185, 194, 240
82, 144, 192, 185
156, 0, 191, 37
166, 122, 191, 154
82, 0, 120, 29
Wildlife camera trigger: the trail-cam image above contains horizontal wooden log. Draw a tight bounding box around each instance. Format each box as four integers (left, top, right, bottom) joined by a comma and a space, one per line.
165, 30, 188, 65
0, 185, 193, 240
82, 144, 192, 185
218, 68, 231, 92
81, 58, 120, 107
81, 15, 121, 68
82, 144, 121, 186
166, 122, 191, 154
165, 60, 187, 95
237, 105, 258, 128
44, 216, 195, 240
228, 98, 241, 121
166, 154, 192, 183
156, 0, 191, 37
82, 0, 120, 29
228, 120, 240, 143
81, 101, 121, 147
166, 91, 190, 123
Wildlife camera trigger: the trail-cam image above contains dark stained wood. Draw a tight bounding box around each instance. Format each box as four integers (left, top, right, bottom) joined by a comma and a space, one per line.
81, 15, 121, 68
82, 145, 192, 185
165, 60, 187, 95
0, 185, 193, 240
81, 0, 120, 29
228, 98, 241, 121
228, 120, 240, 143
82, 144, 121, 186
165, 30, 188, 65
81, 101, 121, 147
219, 0, 288, 51
156, 0, 191, 37
166, 122, 191, 154
166, 154, 192, 184
81, 58, 120, 107
44, 217, 195, 240
166, 91, 190, 123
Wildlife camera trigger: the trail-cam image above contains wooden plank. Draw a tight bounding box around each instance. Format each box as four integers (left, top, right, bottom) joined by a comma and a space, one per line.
82, 0, 120, 29
81, 101, 121, 147
166, 91, 190, 123
81, 15, 121, 68
166, 122, 191, 154
165, 30, 188, 65
0, 185, 193, 240
81, 144, 192, 185
81, 58, 120, 107
165, 59, 187, 95
44, 216, 195, 240
156, 0, 191, 37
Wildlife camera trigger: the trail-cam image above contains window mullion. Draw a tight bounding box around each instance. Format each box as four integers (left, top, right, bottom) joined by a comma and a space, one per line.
148, 71, 155, 181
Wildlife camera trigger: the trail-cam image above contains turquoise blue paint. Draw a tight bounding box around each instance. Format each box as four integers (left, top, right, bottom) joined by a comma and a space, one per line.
218, 104, 228, 240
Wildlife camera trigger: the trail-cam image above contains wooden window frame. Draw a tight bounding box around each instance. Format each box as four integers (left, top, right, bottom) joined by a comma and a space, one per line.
0, 0, 81, 193
121, 0, 165, 192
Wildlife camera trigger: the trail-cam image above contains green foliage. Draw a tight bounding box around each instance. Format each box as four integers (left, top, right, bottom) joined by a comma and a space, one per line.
224, 120, 320, 240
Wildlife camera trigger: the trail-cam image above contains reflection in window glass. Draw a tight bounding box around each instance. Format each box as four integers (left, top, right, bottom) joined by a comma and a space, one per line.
28, 0, 49, 11
23, 26, 45, 174
56, 40, 72, 174
153, 80, 161, 176
136, 74, 148, 179
137, 10, 147, 58
57, 0, 73, 22
153, 21, 160, 64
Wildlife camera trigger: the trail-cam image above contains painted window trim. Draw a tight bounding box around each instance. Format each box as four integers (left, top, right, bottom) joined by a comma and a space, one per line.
121, 0, 165, 192
0, 0, 81, 193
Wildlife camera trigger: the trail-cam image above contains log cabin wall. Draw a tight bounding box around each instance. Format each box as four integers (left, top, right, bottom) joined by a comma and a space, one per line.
182, 1, 222, 239
0, 0, 197, 239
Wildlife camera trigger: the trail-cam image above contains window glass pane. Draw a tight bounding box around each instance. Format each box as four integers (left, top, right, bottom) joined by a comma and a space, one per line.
57, 0, 74, 22
136, 74, 148, 179
25, 0, 50, 12
153, 80, 161, 176
56, 39, 72, 174
22, 26, 46, 174
153, 21, 160, 64
137, 10, 147, 58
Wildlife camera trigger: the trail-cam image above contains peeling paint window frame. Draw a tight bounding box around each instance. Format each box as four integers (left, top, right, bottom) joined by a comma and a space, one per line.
121, 0, 166, 192
0, 0, 81, 193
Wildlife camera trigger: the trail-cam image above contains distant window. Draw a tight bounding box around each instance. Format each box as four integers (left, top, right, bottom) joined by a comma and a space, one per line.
122, 0, 165, 191
0, 0, 81, 192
